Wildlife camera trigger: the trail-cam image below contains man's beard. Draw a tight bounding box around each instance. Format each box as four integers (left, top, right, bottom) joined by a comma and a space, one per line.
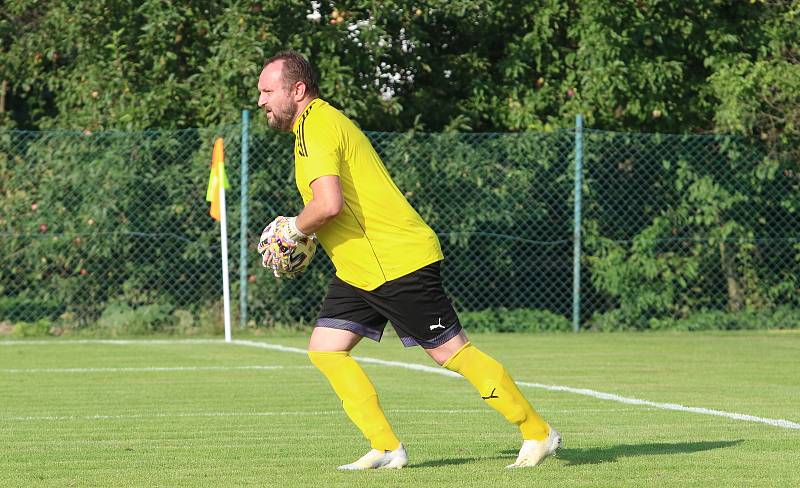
268, 100, 297, 132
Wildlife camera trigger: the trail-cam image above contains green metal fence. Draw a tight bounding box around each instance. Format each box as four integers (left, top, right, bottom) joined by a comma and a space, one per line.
2, 114, 798, 333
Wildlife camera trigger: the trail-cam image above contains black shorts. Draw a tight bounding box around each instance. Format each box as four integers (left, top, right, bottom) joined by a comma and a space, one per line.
316, 261, 462, 349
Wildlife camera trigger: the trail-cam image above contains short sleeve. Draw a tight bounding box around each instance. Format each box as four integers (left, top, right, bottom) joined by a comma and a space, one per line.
295, 117, 341, 188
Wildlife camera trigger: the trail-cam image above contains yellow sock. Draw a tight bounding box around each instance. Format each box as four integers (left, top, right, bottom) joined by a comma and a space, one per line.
308, 351, 401, 451
443, 342, 549, 440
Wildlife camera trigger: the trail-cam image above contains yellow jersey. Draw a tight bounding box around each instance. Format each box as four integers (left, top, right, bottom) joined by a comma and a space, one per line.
292, 98, 443, 290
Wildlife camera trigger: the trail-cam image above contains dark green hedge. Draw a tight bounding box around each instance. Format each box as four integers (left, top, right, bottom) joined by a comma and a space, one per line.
2, 127, 799, 331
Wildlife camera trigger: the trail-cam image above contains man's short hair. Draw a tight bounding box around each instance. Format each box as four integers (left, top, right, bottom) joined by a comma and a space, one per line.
263, 50, 320, 97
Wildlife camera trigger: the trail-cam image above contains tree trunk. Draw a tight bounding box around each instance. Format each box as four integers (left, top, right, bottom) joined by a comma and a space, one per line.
0, 79, 6, 114
719, 241, 743, 312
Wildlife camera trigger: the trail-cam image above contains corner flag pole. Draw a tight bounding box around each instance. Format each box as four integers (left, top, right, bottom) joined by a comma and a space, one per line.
218, 165, 232, 343
207, 138, 232, 342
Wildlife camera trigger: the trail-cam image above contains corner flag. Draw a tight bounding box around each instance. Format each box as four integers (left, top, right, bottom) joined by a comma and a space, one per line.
206, 137, 232, 342
206, 138, 230, 221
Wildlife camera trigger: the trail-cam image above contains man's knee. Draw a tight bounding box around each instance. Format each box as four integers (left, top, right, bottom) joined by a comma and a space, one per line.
308, 326, 362, 352
427, 331, 470, 365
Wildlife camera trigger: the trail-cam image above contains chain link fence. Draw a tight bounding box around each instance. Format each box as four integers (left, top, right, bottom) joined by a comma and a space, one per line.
247, 129, 577, 329
2, 119, 798, 333
581, 129, 800, 329
0, 126, 241, 333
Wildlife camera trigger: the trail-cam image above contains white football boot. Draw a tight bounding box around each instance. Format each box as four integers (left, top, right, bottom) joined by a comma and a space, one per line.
506, 425, 561, 468
337, 444, 408, 470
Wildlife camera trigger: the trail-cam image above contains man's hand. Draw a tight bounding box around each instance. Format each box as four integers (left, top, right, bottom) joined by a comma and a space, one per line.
273, 216, 307, 248
257, 220, 280, 274
257, 216, 311, 278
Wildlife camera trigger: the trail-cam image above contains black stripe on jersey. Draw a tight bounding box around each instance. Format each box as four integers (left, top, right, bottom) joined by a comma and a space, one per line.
344, 200, 387, 281
298, 114, 308, 157
295, 101, 317, 157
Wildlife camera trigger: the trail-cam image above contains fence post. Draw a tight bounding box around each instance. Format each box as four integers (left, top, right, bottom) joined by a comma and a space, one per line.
572, 114, 584, 332
239, 110, 251, 329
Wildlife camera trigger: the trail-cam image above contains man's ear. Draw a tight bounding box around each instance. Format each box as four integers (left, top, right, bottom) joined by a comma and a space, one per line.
294, 81, 307, 101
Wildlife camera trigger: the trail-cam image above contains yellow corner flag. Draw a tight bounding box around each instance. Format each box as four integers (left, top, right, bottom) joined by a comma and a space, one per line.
206, 138, 230, 221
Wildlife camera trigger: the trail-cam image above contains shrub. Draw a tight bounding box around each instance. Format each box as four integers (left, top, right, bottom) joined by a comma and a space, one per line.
589, 306, 800, 332
93, 301, 176, 336
460, 308, 571, 333
0, 296, 65, 322
11, 319, 52, 337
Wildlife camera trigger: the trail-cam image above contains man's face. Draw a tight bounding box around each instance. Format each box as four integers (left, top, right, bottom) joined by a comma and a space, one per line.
257, 61, 298, 132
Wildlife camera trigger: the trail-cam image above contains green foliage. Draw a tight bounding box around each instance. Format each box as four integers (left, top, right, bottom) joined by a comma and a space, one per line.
459, 308, 571, 333
0, 296, 64, 322
94, 301, 176, 335
2, 0, 797, 141
87, 302, 225, 336
709, 3, 800, 165
2, 1, 799, 331
1, 127, 240, 324
2, 125, 798, 330
590, 306, 800, 332
582, 131, 799, 325
10, 319, 52, 337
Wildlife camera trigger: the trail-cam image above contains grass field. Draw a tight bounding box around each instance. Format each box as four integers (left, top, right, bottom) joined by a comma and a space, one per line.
2, 331, 799, 487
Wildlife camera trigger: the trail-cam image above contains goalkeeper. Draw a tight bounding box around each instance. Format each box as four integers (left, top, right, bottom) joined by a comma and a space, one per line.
256, 50, 560, 470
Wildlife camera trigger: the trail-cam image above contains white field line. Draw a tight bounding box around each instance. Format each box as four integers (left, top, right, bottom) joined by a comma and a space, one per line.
229, 340, 800, 431
3, 338, 799, 430
0, 365, 312, 373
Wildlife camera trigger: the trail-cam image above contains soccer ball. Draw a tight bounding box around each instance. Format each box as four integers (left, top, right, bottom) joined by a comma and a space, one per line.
280, 234, 317, 274
257, 219, 319, 277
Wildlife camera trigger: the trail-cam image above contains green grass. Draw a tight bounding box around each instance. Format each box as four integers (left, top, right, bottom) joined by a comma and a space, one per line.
2, 331, 799, 487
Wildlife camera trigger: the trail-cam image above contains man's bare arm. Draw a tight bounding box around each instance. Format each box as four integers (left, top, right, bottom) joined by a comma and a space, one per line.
295, 175, 343, 234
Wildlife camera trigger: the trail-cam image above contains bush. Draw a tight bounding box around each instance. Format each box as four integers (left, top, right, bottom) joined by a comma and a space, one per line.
589, 306, 800, 332
587, 308, 645, 332
94, 302, 176, 336
11, 319, 53, 337
459, 308, 571, 333
0, 296, 65, 322
83, 302, 227, 337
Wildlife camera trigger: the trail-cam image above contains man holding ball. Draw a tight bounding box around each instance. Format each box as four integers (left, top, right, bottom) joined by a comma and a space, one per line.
256, 50, 560, 471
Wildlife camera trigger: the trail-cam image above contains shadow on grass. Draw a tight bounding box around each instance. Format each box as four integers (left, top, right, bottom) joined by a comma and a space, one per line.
413, 457, 482, 468
412, 440, 742, 468
497, 440, 743, 466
